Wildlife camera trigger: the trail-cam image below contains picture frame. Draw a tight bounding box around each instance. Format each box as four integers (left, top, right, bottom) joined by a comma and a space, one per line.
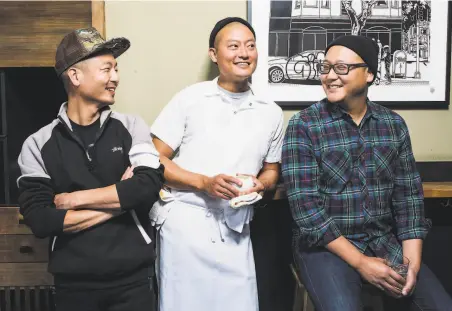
247, 0, 451, 110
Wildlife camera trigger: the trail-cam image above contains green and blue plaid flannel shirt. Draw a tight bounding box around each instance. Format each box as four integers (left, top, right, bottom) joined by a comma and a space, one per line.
282, 99, 431, 263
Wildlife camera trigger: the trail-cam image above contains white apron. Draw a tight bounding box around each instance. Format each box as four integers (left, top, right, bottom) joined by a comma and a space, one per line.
155, 198, 258, 311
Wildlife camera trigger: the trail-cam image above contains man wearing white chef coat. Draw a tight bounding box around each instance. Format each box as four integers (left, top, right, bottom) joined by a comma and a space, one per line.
150, 17, 284, 311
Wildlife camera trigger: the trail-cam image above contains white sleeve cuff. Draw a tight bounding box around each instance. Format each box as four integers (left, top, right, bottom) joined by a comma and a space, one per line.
129, 143, 161, 169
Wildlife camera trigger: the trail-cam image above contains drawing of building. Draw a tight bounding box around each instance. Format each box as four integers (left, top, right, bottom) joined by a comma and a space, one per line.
269, 0, 403, 57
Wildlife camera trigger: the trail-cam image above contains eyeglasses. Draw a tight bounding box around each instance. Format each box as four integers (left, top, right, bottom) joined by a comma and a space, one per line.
319, 63, 368, 75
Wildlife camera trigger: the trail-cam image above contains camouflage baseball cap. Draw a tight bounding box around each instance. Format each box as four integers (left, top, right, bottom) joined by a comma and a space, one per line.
55, 27, 130, 76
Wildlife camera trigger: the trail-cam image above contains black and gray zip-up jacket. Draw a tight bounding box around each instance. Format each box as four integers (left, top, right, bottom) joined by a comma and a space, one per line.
17, 103, 164, 289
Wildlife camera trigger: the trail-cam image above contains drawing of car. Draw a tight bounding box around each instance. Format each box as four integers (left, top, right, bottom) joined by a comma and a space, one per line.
268, 50, 325, 83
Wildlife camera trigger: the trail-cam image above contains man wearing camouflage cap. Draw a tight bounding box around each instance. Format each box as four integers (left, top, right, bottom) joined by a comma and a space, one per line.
17, 28, 163, 311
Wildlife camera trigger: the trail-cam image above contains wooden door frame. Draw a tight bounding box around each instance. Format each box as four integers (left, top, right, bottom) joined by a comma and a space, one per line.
92, 1, 106, 38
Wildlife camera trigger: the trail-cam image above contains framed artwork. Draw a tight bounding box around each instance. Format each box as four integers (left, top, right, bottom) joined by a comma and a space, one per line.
248, 0, 451, 109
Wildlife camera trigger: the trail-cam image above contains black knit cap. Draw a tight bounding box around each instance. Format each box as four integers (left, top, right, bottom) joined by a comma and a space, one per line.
325, 35, 379, 83
209, 17, 256, 48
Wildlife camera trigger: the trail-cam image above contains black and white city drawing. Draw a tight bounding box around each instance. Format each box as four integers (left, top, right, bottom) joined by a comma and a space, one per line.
267, 0, 431, 86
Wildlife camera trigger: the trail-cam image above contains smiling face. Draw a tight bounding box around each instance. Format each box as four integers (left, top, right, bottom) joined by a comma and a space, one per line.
320, 45, 373, 104
209, 22, 258, 83
73, 53, 119, 106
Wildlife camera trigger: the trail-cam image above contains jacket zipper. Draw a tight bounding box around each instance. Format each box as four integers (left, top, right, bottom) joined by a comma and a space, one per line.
58, 113, 112, 163
50, 114, 112, 252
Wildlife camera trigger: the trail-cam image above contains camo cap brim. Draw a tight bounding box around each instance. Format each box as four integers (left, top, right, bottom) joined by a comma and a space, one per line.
55, 27, 130, 76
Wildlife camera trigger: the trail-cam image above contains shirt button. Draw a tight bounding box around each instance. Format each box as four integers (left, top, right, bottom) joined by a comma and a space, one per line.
233, 111, 237, 114
361, 156, 365, 161
249, 103, 252, 106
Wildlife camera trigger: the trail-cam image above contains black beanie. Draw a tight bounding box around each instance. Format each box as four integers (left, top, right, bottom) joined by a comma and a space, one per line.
209, 17, 256, 48
325, 35, 379, 83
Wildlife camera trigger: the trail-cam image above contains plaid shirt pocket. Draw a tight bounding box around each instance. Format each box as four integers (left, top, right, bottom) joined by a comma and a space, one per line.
319, 149, 352, 194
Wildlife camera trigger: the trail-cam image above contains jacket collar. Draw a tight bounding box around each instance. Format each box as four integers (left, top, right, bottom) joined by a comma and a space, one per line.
57, 102, 112, 130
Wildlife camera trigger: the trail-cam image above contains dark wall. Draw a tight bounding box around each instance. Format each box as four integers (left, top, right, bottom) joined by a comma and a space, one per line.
251, 200, 295, 311
418, 162, 452, 296
0, 67, 66, 204
423, 200, 452, 295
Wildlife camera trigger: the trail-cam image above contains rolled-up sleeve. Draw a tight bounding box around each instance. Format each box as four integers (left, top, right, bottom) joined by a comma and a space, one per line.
281, 115, 342, 247
392, 120, 431, 241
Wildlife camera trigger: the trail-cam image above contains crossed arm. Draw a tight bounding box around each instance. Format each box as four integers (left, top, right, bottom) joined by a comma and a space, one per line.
18, 166, 139, 235
62, 209, 123, 233
57, 167, 134, 233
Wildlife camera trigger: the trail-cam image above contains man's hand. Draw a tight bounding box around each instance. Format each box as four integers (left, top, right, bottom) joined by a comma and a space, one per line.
356, 256, 405, 298
402, 265, 418, 296
202, 174, 242, 200
54, 192, 78, 210
121, 166, 134, 180
55, 166, 135, 210
235, 174, 265, 196
401, 239, 423, 297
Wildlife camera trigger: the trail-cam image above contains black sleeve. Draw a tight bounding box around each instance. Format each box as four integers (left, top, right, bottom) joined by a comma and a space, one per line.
116, 165, 164, 211
18, 177, 67, 238
17, 135, 68, 239
115, 115, 165, 211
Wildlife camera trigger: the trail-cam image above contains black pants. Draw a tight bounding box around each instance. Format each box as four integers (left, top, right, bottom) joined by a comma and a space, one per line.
54, 279, 156, 311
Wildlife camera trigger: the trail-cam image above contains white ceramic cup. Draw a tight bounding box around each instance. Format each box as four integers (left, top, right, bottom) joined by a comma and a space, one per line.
234, 175, 254, 191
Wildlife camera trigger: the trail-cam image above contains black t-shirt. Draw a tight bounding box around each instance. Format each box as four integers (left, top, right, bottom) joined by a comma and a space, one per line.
69, 117, 101, 149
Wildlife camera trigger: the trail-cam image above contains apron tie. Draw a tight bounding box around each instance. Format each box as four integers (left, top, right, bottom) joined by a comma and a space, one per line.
206, 209, 225, 243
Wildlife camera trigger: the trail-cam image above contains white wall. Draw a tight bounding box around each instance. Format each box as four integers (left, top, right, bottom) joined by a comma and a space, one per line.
106, 0, 452, 161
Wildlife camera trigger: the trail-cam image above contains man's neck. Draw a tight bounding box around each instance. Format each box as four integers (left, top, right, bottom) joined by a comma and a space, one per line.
341, 96, 368, 126
67, 96, 101, 126
217, 76, 250, 93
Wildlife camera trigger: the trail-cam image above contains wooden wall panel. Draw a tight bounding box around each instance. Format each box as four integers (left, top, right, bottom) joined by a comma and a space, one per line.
0, 207, 31, 235
0, 263, 53, 286
0, 235, 49, 263
0, 1, 106, 67
0, 207, 53, 287
91, 1, 106, 38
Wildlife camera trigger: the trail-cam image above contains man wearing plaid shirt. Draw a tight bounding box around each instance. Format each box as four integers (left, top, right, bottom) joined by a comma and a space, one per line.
282, 35, 452, 310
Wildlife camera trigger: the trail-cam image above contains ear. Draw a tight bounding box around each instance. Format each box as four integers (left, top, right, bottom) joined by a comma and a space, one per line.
366, 69, 374, 84
208, 48, 218, 63
67, 67, 81, 87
